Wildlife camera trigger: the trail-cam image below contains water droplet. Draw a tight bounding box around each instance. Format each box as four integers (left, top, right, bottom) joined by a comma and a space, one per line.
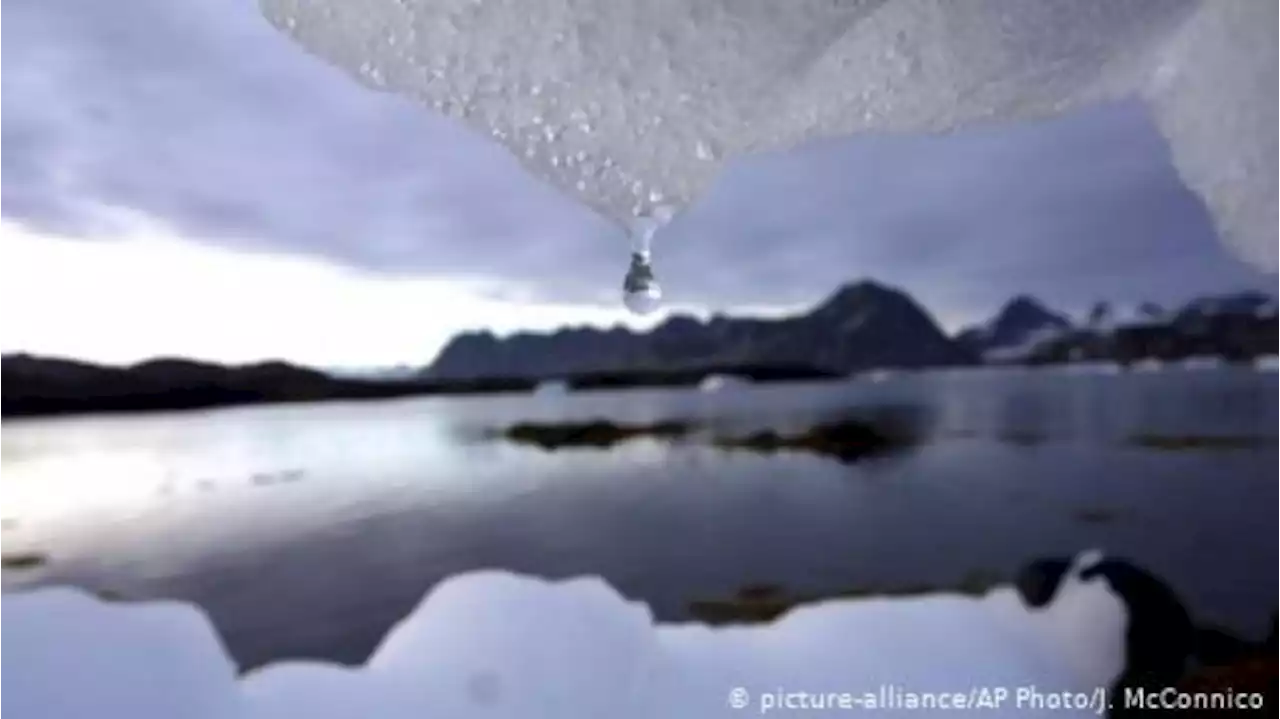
550, 155, 561, 167
530, 83, 543, 96
574, 150, 587, 163
622, 252, 662, 316
648, 189, 664, 203
622, 215, 662, 315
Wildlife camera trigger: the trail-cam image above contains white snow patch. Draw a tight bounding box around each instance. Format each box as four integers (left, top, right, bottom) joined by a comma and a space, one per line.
854, 369, 897, 383
982, 326, 1069, 362
260, 0, 1276, 270
1253, 355, 1278, 372
1178, 355, 1225, 371
698, 374, 746, 393
4, 552, 1126, 718
532, 379, 570, 396
1130, 358, 1165, 373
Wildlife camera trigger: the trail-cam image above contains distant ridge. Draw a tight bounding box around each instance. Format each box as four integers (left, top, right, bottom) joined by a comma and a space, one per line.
428, 280, 972, 379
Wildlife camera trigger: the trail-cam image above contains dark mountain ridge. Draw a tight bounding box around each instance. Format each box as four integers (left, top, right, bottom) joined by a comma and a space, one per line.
428, 280, 973, 379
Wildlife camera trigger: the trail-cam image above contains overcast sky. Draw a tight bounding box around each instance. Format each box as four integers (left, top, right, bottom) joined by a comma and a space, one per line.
2, 0, 1272, 367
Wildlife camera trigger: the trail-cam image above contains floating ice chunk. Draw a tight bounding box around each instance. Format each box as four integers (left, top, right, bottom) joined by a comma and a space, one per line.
532, 379, 570, 395
1253, 356, 1278, 372
261, 0, 1276, 270
1179, 355, 1225, 371
1131, 358, 1165, 373
3, 551, 1127, 718
698, 374, 747, 393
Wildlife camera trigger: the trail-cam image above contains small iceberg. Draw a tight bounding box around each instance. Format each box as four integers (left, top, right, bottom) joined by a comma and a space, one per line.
697, 374, 746, 393
1252, 355, 1278, 372
1179, 356, 1225, 371
1129, 358, 1165, 373
532, 380, 570, 396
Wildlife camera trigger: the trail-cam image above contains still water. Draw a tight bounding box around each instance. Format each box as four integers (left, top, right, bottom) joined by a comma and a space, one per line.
2, 366, 1276, 670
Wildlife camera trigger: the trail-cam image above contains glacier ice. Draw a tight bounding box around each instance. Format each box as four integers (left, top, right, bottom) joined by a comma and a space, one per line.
258, 0, 1276, 271
3, 552, 1126, 718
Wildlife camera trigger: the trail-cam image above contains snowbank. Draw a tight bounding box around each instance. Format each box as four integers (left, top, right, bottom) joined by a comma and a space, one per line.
261, 0, 1276, 271
4, 552, 1125, 718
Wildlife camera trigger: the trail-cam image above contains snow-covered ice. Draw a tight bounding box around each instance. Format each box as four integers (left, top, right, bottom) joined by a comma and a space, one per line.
4, 551, 1126, 718
259, 0, 1277, 271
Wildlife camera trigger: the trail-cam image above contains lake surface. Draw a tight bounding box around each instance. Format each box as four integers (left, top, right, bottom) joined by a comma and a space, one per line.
2, 365, 1276, 671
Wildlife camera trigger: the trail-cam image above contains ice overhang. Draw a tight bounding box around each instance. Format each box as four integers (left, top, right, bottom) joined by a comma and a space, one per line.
260, 0, 1277, 272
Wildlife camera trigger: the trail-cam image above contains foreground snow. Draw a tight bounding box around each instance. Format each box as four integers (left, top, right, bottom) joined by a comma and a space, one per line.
261, 0, 1276, 271
5, 552, 1124, 718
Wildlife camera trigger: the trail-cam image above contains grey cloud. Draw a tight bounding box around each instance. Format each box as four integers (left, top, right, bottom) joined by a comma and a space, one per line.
3, 0, 1271, 324
2, 0, 622, 292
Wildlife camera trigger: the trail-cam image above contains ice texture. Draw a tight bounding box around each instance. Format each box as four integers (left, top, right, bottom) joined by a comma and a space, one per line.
4, 553, 1125, 718
258, 0, 1276, 270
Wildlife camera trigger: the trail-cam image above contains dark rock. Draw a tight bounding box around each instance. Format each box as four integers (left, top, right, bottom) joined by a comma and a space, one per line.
499, 420, 695, 450
1, 552, 48, 570
712, 417, 915, 464
0, 353, 535, 418
1081, 558, 1197, 708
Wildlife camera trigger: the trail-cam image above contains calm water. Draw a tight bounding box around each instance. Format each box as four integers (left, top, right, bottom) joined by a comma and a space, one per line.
2, 366, 1276, 670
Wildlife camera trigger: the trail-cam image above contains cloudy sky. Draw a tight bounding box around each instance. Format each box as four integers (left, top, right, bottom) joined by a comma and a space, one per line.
2, 0, 1272, 367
